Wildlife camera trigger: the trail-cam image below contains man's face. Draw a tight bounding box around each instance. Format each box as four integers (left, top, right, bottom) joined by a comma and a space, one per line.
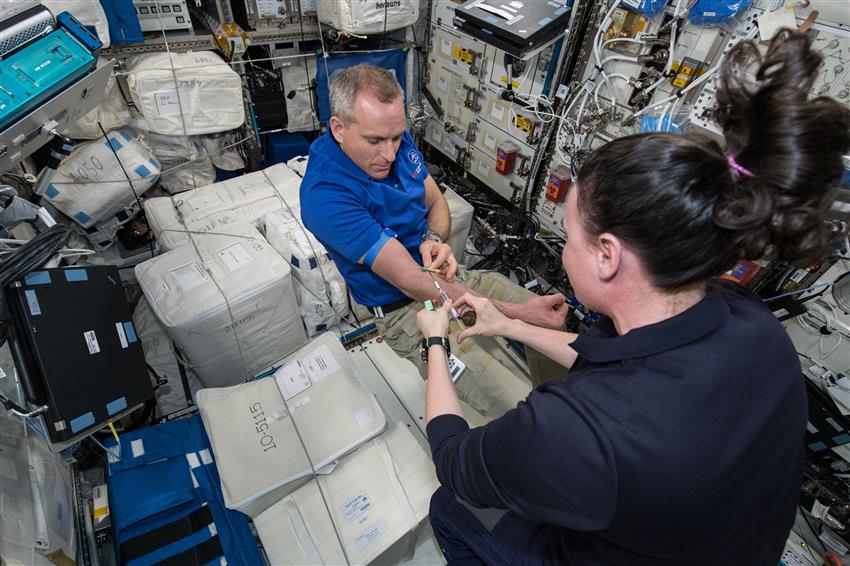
330, 91, 406, 180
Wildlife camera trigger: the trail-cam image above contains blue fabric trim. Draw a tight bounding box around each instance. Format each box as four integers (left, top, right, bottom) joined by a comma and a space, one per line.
45, 184, 59, 198
107, 396, 128, 416
833, 433, 850, 446
107, 138, 123, 152
70, 411, 95, 433
809, 441, 828, 452
123, 321, 138, 343
64, 269, 88, 282
135, 165, 151, 178
120, 130, 132, 142
291, 255, 300, 268
25, 271, 51, 285
363, 227, 396, 268
74, 211, 93, 224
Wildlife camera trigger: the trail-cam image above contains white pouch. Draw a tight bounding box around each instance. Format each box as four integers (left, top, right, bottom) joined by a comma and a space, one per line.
126, 51, 244, 135
46, 130, 160, 227
197, 332, 387, 517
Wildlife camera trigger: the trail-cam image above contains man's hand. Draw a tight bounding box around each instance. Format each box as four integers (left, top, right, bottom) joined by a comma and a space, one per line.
454, 293, 514, 343
419, 240, 458, 281
517, 294, 569, 330
417, 299, 452, 338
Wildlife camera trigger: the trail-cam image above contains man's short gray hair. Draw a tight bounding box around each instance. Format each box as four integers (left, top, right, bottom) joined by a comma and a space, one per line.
329, 64, 403, 124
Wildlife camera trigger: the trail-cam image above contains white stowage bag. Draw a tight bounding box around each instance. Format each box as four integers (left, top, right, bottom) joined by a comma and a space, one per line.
254, 423, 438, 565
445, 187, 474, 262
45, 130, 160, 228
132, 297, 202, 416
0, 423, 76, 565
63, 60, 130, 139
263, 211, 349, 336
40, 0, 110, 47
200, 133, 245, 171
196, 332, 387, 517
286, 155, 309, 177
138, 130, 216, 194
125, 51, 244, 135
144, 163, 301, 251
135, 225, 307, 388
317, 0, 419, 34
279, 56, 318, 131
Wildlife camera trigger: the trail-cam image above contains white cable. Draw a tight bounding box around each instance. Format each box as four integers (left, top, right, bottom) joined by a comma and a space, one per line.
630, 26, 760, 121
666, 97, 681, 131
657, 102, 671, 131
594, 73, 631, 103
602, 37, 645, 50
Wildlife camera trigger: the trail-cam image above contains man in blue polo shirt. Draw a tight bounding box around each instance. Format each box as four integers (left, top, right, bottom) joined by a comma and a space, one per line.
300, 64, 567, 419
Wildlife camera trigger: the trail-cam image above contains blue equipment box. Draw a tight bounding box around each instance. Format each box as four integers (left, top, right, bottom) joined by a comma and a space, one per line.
262, 131, 310, 167
0, 12, 99, 130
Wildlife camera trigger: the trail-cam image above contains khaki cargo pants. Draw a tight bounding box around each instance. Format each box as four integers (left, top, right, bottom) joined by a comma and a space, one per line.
374, 268, 565, 420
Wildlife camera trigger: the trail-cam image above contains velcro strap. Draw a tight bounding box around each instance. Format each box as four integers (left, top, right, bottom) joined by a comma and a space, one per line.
119, 505, 213, 564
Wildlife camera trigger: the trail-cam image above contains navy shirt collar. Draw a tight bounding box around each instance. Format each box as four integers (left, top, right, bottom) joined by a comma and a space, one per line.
571, 284, 730, 363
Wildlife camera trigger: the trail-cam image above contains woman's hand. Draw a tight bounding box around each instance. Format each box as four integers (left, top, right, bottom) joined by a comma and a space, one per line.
417, 298, 453, 338
454, 293, 515, 343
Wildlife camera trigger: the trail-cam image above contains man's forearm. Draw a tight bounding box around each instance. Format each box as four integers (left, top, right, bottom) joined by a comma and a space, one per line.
424, 176, 451, 240
426, 200, 450, 240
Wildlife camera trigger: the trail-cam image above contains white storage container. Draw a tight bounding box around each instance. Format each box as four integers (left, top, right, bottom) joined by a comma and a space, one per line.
145, 163, 301, 251
196, 332, 387, 517
317, 0, 419, 35
125, 51, 244, 135
254, 423, 438, 565
445, 187, 474, 262
46, 130, 160, 228
135, 225, 307, 388
63, 60, 130, 139
263, 210, 349, 335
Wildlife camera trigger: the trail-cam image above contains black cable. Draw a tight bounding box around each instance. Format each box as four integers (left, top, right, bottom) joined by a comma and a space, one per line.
96, 123, 156, 259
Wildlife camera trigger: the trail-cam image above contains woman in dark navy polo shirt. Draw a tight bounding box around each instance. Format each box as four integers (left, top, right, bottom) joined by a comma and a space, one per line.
416, 31, 850, 565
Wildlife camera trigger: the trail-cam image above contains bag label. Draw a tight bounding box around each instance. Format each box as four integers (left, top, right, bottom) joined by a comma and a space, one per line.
275, 361, 311, 401
155, 90, 188, 117
302, 344, 341, 383
343, 493, 371, 522
356, 518, 388, 550
218, 243, 253, 272
170, 262, 208, 292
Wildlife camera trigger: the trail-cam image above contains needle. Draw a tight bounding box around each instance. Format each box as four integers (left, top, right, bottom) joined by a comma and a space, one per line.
429, 273, 465, 329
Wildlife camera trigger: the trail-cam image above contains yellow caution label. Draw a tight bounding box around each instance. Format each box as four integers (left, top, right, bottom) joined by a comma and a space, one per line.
513, 115, 533, 133
499, 76, 522, 89
94, 506, 108, 518
452, 46, 475, 65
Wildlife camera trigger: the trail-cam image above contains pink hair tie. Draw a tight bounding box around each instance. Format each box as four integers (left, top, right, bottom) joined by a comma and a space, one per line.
727, 155, 757, 179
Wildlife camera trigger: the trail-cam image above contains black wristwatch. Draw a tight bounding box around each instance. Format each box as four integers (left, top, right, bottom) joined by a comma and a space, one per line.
420, 336, 450, 362
420, 229, 443, 244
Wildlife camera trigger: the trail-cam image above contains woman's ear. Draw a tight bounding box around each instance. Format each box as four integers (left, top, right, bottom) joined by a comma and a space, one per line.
594, 232, 623, 282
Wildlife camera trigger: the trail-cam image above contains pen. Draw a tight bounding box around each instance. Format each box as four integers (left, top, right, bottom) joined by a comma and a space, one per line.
420, 266, 442, 273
